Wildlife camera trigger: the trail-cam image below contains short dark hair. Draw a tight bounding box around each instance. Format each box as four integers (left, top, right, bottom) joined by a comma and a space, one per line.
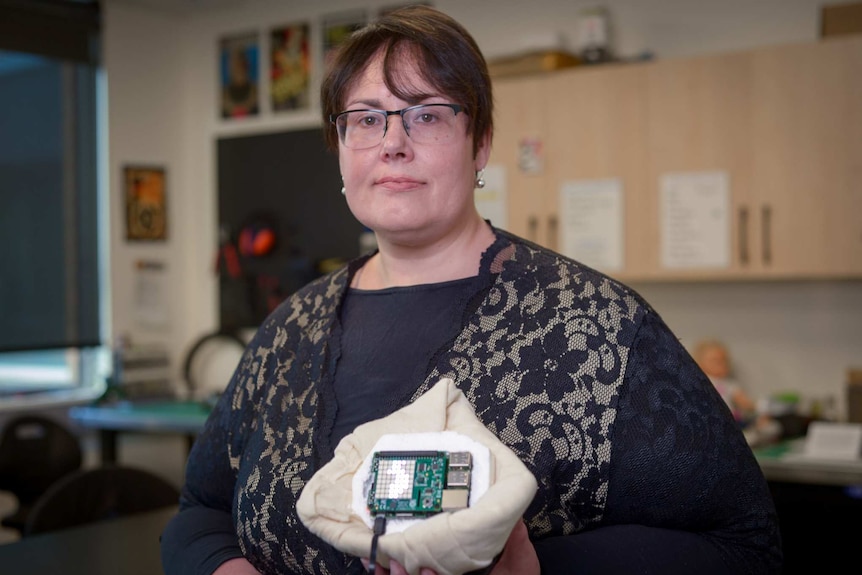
320, 5, 493, 156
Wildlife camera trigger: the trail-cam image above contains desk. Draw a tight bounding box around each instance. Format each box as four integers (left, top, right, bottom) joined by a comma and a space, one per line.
69, 401, 211, 464
754, 440, 862, 574
0, 506, 177, 575
754, 439, 862, 486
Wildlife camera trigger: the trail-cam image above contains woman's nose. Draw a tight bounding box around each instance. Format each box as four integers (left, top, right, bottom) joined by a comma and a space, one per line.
381, 114, 412, 155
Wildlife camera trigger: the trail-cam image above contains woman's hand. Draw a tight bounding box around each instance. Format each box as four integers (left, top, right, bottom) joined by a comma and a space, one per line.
362, 520, 539, 575
489, 519, 540, 575
211, 557, 262, 575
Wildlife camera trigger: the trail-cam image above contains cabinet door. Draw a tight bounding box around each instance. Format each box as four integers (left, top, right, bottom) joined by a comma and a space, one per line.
489, 75, 550, 242
545, 64, 649, 277
645, 51, 754, 279
750, 36, 862, 277
492, 37, 862, 280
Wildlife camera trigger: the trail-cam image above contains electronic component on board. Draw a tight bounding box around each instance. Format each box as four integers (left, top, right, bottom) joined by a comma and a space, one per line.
367, 450, 473, 517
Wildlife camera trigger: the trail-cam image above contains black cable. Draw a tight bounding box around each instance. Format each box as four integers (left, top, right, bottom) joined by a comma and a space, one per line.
368, 515, 387, 574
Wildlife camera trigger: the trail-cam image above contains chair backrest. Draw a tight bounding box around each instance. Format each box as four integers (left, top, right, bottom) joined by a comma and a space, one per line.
182, 330, 247, 402
0, 415, 83, 505
23, 464, 180, 536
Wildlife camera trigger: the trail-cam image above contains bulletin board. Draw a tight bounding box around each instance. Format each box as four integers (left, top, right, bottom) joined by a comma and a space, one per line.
217, 127, 364, 328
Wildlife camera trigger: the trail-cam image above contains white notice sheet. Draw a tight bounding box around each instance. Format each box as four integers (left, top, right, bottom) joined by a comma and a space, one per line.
660, 171, 730, 269
134, 259, 170, 330
559, 179, 624, 272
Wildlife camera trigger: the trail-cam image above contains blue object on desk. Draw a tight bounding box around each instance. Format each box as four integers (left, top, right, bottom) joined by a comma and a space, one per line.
70, 400, 211, 433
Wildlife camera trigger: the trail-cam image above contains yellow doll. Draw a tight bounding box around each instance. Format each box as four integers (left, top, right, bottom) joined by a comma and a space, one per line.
694, 339, 781, 445
694, 339, 756, 423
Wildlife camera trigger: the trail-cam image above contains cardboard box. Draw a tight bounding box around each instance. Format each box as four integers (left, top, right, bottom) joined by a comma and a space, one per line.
821, 2, 862, 37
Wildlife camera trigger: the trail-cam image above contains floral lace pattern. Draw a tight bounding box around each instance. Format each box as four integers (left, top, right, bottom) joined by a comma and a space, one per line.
182, 229, 780, 574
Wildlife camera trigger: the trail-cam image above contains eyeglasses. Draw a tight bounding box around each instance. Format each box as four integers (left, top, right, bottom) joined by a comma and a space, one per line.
330, 103, 464, 150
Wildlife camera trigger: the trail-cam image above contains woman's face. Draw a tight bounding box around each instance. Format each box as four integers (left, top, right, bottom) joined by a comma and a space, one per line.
337, 51, 490, 248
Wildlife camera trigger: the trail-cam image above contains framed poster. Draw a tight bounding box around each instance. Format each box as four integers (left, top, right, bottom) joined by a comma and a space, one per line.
322, 10, 366, 66
220, 31, 260, 119
270, 22, 311, 112
124, 166, 167, 241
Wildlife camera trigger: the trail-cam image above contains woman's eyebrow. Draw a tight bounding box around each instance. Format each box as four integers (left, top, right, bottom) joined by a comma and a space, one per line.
344, 98, 384, 110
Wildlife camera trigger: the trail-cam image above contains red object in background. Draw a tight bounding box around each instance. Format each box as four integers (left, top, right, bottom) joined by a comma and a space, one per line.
239, 226, 276, 257
257, 275, 284, 314
215, 241, 242, 278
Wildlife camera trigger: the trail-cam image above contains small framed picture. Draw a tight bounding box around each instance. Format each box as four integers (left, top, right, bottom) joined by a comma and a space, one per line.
220, 31, 260, 119
270, 22, 311, 112
322, 10, 366, 67
124, 165, 167, 241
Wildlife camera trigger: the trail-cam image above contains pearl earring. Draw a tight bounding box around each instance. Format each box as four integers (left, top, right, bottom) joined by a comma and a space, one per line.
475, 169, 486, 189
341, 176, 346, 195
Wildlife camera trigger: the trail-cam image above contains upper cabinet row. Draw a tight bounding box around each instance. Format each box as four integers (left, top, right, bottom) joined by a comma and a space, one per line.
488, 36, 862, 281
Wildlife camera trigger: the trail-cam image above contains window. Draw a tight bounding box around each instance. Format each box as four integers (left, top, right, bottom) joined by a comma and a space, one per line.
0, 0, 108, 406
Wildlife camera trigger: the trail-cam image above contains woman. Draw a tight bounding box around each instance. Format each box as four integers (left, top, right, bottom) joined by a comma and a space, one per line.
161, 6, 782, 575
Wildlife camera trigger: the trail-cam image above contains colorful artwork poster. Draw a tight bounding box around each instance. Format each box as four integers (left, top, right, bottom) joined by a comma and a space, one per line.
124, 166, 167, 241
270, 22, 311, 112
322, 10, 366, 67
220, 32, 260, 119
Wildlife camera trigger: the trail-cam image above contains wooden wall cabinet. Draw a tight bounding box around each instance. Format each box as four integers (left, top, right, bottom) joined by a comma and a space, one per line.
489, 36, 862, 280
644, 51, 754, 280
748, 37, 862, 278
546, 65, 650, 276
491, 75, 551, 244
491, 64, 651, 275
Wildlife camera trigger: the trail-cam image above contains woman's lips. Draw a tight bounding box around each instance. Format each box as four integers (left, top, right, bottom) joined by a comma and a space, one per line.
375, 176, 423, 191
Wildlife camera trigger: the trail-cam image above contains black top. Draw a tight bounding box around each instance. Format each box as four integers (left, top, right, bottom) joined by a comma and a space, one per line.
331, 277, 482, 448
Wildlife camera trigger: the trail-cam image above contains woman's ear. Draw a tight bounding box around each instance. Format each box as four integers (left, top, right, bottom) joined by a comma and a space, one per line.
474, 128, 492, 170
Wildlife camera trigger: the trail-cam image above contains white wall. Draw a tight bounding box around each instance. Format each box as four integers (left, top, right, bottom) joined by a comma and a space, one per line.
103, 3, 193, 381
102, 0, 861, 416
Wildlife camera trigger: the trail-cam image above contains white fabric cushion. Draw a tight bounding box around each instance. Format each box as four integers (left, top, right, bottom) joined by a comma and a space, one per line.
350, 430, 494, 534
296, 378, 538, 575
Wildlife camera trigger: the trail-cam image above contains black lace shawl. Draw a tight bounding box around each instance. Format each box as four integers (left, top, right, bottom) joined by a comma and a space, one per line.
161, 228, 782, 575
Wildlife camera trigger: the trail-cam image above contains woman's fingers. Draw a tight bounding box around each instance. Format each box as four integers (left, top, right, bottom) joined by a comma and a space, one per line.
361, 558, 437, 575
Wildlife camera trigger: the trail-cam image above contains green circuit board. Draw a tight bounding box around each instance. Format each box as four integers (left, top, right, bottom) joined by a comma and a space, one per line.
367, 450, 473, 517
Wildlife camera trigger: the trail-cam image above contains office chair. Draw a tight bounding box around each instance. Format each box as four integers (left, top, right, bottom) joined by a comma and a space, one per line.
23, 464, 180, 536
182, 329, 247, 407
0, 414, 84, 534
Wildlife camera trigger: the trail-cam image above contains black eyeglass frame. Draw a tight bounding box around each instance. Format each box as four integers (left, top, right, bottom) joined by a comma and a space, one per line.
329, 103, 465, 146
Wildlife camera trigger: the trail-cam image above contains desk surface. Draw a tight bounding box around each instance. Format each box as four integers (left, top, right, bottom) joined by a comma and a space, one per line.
754, 440, 862, 486
68, 404, 862, 487
0, 506, 177, 575
69, 400, 211, 434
